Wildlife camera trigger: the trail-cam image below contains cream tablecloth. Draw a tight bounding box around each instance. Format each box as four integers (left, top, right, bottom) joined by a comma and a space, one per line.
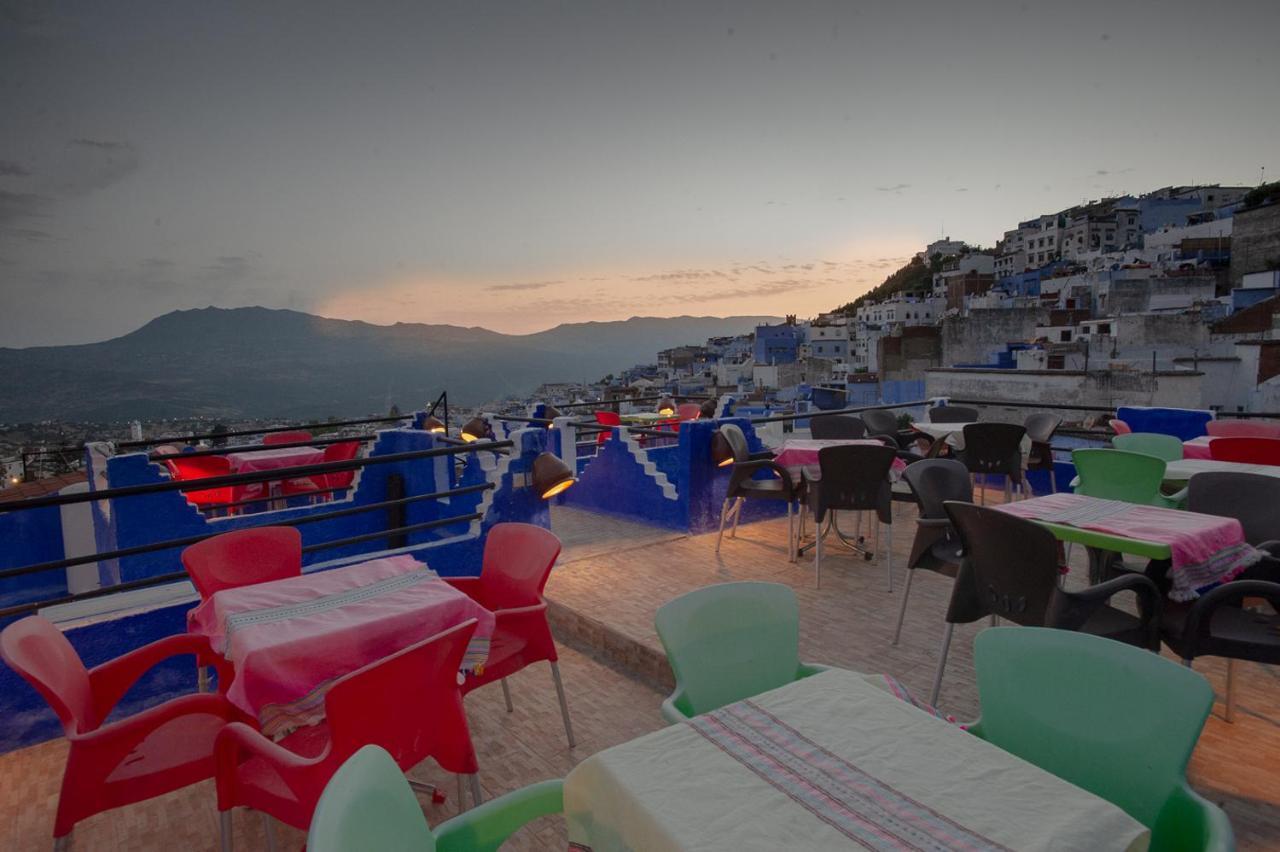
565, 668, 1148, 851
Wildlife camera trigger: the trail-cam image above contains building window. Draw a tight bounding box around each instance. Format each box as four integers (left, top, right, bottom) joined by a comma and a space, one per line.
1099, 323, 1112, 335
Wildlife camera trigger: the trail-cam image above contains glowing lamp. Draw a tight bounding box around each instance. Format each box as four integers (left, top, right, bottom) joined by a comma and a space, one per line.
532, 452, 576, 499
543, 405, 562, 426
461, 417, 491, 442
656, 396, 676, 416
710, 430, 735, 468
699, 398, 718, 419
423, 416, 446, 433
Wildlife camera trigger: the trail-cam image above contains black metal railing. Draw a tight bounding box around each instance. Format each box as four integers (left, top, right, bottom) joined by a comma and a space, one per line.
147, 433, 376, 461
748, 399, 930, 425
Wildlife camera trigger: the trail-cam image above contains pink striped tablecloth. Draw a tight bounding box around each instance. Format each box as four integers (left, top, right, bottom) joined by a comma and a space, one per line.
1182, 436, 1215, 460
773, 439, 908, 483
998, 492, 1260, 600
225, 446, 326, 500
188, 553, 493, 737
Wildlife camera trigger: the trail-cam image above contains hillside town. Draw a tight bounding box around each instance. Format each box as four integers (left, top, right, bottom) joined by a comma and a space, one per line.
533, 182, 1280, 417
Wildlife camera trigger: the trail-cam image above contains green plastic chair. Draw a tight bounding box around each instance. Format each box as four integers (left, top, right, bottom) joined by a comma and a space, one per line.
308, 745, 564, 852
1114, 432, 1185, 462
1072, 448, 1187, 508
654, 582, 827, 723
968, 628, 1233, 852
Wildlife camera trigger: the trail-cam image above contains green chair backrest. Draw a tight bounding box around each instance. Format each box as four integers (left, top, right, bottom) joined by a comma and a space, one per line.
309, 744, 435, 852
971, 628, 1213, 833
654, 582, 804, 717
1113, 432, 1185, 462
1071, 448, 1168, 505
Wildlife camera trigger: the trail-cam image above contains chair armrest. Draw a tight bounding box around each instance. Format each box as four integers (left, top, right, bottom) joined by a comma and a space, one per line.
215, 720, 329, 809
71, 692, 235, 749
1158, 486, 1188, 508
88, 633, 232, 722
915, 518, 951, 528
797, 662, 830, 679
747, 450, 774, 461
1256, 540, 1280, 558
1153, 782, 1234, 852
733, 459, 798, 496
1181, 580, 1280, 653
435, 779, 564, 852
1052, 573, 1163, 650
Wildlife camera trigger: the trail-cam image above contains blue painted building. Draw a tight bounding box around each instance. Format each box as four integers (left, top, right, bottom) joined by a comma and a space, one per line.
753, 320, 805, 365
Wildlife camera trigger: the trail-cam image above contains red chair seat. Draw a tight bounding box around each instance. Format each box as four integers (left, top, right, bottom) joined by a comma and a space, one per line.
104, 706, 230, 784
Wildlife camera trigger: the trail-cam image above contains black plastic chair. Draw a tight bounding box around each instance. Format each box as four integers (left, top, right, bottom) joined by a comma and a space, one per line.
861, 408, 927, 460
1186, 472, 1280, 549
1023, 412, 1063, 493
1160, 567, 1280, 723
958, 422, 1027, 503
804, 444, 897, 589
715, 424, 802, 561
930, 501, 1162, 705
809, 414, 866, 440
893, 459, 973, 645
927, 406, 979, 424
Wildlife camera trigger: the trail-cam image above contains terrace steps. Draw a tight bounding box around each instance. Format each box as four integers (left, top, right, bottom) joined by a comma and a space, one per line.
620, 429, 678, 500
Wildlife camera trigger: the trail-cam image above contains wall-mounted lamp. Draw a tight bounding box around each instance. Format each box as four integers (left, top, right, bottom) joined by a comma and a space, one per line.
543, 405, 562, 426
423, 416, 446, 433
656, 396, 676, 416
532, 452, 576, 499
461, 417, 492, 442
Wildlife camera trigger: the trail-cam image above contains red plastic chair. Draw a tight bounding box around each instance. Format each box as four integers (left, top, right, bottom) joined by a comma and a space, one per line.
181, 526, 303, 600
214, 619, 481, 846
593, 411, 620, 445
165, 455, 237, 510
0, 617, 243, 849
677, 403, 702, 421
262, 430, 312, 446
1109, 418, 1132, 435
1205, 419, 1280, 439
446, 523, 575, 747
1209, 436, 1280, 466
281, 440, 362, 500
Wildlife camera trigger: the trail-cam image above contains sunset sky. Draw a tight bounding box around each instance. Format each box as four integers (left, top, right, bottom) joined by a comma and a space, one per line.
2, 0, 1277, 346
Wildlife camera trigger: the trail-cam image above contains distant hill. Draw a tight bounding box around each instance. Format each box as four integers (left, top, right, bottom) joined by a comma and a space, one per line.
0, 308, 778, 421
831, 255, 939, 315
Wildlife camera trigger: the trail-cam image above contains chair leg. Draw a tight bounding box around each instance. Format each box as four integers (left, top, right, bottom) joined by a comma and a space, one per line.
53, 834, 70, 852
501, 677, 514, 713
1004, 477, 1012, 504
1049, 467, 1057, 494
892, 568, 914, 645
786, 501, 795, 563
815, 521, 823, 589
262, 813, 278, 852
219, 811, 233, 852
715, 499, 730, 553
469, 773, 484, 806
197, 663, 209, 694
1225, 659, 1236, 723
930, 623, 956, 707
885, 521, 893, 593
551, 661, 576, 748
457, 775, 465, 813
730, 497, 744, 538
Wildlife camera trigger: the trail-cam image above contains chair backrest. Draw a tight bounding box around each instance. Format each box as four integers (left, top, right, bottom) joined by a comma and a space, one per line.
815, 444, 896, 516
654, 582, 804, 717
1209, 436, 1280, 466
152, 443, 184, 457
263, 430, 312, 446
1023, 412, 1062, 445
676, 403, 702, 421
809, 414, 866, 440
0, 616, 95, 736
1110, 418, 1133, 435
902, 459, 973, 520
181, 526, 303, 599
165, 454, 234, 506
1071, 448, 1167, 505
308, 746, 435, 852
478, 522, 562, 609
1187, 471, 1280, 545
928, 405, 979, 424
718, 423, 752, 463
960, 422, 1026, 474
322, 441, 363, 489
972, 627, 1213, 830
593, 411, 621, 427
859, 408, 900, 438
943, 502, 1059, 625
1113, 432, 1184, 462
325, 619, 478, 772
1205, 418, 1280, 439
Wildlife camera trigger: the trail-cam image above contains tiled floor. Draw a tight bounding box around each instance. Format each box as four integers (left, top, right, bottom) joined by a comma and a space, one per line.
1, 496, 1277, 850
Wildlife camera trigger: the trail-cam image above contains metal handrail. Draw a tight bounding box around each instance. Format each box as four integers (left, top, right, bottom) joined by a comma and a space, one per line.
0, 440, 513, 513
115, 413, 415, 449
748, 399, 930, 425
147, 434, 375, 460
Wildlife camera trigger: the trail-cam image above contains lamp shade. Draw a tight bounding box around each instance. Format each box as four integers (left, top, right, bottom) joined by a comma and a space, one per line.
656, 396, 676, 415
460, 417, 491, 442
710, 430, 735, 467
423, 416, 446, 433
532, 452, 576, 498
698, 398, 718, 419
543, 405, 562, 424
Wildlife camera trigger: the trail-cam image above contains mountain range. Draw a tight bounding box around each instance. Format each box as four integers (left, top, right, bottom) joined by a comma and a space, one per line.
0, 308, 778, 422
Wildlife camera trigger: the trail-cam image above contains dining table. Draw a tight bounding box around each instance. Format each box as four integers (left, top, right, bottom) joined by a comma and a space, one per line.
997, 492, 1260, 600
910, 421, 1032, 458
564, 668, 1150, 851
187, 553, 494, 738
1181, 436, 1216, 460
1163, 456, 1280, 484
225, 445, 327, 501
772, 438, 909, 484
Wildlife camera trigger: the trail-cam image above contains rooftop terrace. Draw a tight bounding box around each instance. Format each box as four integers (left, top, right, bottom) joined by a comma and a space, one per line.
2, 497, 1277, 850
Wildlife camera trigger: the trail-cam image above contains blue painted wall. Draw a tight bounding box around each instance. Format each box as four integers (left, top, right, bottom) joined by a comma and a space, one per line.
0, 505, 67, 610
